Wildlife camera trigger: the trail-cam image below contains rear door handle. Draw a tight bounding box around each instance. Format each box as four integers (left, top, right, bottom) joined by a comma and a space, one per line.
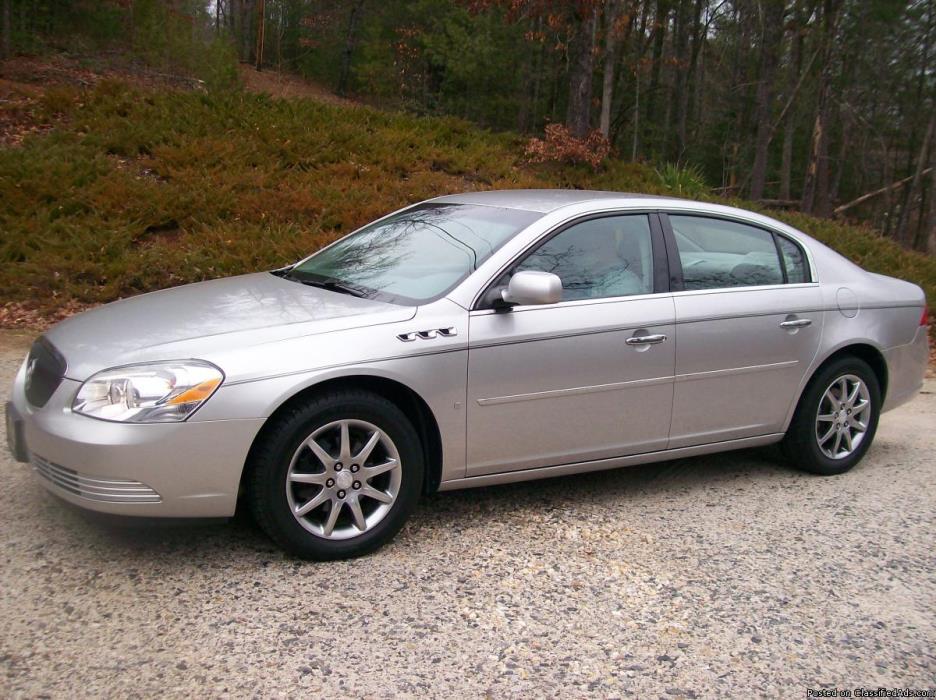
779, 319, 812, 329
625, 334, 668, 346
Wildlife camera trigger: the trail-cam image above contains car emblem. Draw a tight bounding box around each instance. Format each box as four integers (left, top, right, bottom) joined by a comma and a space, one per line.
25, 357, 38, 388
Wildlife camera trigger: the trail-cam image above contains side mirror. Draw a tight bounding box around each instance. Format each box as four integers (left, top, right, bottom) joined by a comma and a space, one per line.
500, 270, 562, 307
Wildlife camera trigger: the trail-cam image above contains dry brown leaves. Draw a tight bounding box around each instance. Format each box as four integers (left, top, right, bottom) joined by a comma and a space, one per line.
0, 301, 94, 332
524, 123, 611, 170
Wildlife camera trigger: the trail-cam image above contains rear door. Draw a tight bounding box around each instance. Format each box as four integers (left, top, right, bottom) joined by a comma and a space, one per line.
663, 213, 823, 448
466, 213, 676, 476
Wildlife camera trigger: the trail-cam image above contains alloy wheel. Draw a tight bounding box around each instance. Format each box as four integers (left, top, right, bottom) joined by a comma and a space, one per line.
815, 374, 871, 460
286, 419, 402, 540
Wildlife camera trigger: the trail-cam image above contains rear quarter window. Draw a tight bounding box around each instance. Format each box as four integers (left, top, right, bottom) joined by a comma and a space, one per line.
776, 235, 810, 283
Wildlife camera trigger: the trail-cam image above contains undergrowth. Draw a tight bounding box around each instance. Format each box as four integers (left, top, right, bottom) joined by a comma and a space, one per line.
0, 81, 933, 326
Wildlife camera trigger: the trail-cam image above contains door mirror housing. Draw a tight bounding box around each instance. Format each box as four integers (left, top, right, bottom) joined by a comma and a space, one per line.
500, 270, 563, 307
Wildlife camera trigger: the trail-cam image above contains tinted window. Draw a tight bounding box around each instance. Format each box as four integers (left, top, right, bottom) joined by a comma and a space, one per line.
288, 203, 540, 304
670, 215, 784, 290
777, 235, 809, 283
515, 215, 654, 301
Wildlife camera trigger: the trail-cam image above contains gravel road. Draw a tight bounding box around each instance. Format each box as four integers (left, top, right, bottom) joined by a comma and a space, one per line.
1, 330, 934, 698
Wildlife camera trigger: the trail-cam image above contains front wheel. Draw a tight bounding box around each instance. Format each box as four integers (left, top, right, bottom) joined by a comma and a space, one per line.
247, 390, 424, 559
781, 356, 881, 476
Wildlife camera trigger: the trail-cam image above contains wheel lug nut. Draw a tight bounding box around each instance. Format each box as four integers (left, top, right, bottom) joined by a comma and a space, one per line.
326, 478, 335, 488
337, 490, 346, 498
353, 481, 361, 490
334, 463, 343, 471
350, 464, 359, 473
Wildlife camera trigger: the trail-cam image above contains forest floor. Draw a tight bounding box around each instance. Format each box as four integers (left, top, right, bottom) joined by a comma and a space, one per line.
236, 64, 359, 105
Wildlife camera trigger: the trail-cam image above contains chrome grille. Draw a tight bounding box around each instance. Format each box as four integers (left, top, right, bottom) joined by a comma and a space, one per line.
32, 455, 161, 504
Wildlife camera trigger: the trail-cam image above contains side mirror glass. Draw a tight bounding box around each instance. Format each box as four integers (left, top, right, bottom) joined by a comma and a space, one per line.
501, 270, 562, 307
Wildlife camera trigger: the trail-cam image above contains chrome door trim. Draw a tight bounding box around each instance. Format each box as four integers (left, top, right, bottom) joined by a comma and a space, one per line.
476, 374, 674, 406
474, 360, 797, 406
673, 360, 799, 384
438, 433, 785, 491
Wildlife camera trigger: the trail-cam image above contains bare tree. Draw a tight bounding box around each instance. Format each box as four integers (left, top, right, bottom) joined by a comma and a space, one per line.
567, 3, 599, 138
2, 0, 11, 59
749, 1, 787, 201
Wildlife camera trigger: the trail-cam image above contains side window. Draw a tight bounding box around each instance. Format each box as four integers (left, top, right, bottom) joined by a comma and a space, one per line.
777, 235, 809, 283
670, 215, 784, 290
514, 215, 655, 301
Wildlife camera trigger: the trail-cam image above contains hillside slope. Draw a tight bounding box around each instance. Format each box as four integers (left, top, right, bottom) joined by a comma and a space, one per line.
1, 71, 933, 334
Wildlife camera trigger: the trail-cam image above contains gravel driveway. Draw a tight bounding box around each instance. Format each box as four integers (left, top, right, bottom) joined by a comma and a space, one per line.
1, 330, 934, 698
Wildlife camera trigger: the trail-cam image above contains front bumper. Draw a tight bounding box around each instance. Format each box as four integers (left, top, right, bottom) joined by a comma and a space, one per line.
9, 362, 264, 517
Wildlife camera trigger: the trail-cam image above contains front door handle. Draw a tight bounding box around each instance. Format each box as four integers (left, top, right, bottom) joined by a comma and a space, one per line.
779, 319, 812, 329
625, 334, 668, 346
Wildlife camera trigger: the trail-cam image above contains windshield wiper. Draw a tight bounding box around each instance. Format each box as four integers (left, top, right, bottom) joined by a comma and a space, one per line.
281, 271, 369, 298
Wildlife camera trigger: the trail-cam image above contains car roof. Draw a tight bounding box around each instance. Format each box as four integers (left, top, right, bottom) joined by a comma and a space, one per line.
430, 189, 681, 213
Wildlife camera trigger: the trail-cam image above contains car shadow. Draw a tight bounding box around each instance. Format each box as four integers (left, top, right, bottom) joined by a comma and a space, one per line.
416, 445, 801, 523
48, 444, 802, 562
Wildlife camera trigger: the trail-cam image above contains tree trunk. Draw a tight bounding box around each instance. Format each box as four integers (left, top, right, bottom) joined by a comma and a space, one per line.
896, 111, 935, 246
336, 0, 366, 96
679, 0, 705, 156
255, 0, 266, 70
801, 0, 842, 218
645, 0, 669, 145
749, 1, 787, 201
1, 0, 11, 59
599, 0, 619, 138
566, 5, 599, 138
924, 151, 936, 253
780, 3, 805, 201
632, 69, 640, 160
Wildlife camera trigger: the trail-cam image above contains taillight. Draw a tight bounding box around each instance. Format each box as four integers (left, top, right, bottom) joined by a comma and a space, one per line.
922, 306, 930, 326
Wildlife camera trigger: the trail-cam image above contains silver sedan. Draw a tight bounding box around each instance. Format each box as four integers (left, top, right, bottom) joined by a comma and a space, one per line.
5, 190, 929, 559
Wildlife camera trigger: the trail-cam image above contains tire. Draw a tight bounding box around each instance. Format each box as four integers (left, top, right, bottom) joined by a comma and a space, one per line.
781, 356, 881, 476
247, 389, 424, 560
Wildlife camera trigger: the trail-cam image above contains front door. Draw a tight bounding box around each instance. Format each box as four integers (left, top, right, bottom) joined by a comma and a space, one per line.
466, 213, 676, 476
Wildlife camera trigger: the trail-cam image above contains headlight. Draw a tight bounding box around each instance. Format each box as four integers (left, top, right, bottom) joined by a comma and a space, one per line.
72, 361, 224, 423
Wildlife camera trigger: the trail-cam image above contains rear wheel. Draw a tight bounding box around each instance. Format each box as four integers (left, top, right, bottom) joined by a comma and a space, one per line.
781, 356, 881, 476
247, 390, 424, 559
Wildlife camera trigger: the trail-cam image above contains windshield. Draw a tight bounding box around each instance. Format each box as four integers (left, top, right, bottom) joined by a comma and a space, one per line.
284, 203, 541, 304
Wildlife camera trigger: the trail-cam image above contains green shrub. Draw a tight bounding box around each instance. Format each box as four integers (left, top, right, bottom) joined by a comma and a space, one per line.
655, 162, 709, 197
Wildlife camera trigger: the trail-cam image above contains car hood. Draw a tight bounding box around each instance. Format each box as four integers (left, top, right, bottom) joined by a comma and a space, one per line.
46, 272, 416, 380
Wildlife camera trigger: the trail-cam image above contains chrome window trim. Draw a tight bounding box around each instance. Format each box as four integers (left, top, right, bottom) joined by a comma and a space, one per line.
661, 210, 819, 287
468, 208, 669, 311
461, 203, 820, 312
668, 281, 821, 298
468, 289, 671, 317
